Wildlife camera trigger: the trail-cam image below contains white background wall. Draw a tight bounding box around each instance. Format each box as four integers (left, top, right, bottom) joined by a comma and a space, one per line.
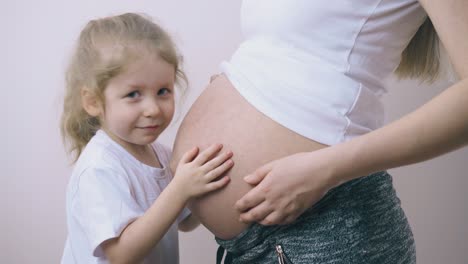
2, 1, 467, 263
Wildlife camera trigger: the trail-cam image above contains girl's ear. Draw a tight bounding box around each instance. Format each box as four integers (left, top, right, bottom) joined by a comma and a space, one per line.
81, 88, 102, 117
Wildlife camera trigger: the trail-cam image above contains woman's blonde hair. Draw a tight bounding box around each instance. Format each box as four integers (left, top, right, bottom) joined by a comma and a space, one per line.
61, 13, 187, 162
395, 18, 440, 82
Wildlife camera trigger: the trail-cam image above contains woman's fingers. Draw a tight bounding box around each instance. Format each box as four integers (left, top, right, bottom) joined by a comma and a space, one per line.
235, 186, 266, 213
237, 195, 299, 225
243, 165, 271, 185
238, 200, 273, 224
258, 211, 293, 226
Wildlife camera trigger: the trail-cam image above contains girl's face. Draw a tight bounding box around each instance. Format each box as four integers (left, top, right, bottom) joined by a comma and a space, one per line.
100, 54, 176, 153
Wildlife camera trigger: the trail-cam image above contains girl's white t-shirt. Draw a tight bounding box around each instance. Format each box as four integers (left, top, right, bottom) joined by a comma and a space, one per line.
61, 130, 190, 264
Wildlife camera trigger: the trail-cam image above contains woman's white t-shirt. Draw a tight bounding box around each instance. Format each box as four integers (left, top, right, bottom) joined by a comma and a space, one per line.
222, 0, 427, 145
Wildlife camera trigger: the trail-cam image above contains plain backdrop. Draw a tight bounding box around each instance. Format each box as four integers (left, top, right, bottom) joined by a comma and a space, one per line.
2, 1, 467, 263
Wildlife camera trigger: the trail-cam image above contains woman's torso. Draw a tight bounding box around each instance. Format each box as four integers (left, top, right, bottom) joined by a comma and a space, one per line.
172, 0, 426, 239
172, 76, 327, 239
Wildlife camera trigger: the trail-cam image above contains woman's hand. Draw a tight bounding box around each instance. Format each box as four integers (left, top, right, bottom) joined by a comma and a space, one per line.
173, 144, 233, 201
235, 150, 338, 225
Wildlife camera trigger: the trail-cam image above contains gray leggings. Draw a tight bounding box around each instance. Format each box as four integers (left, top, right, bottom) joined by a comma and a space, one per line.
216, 172, 415, 264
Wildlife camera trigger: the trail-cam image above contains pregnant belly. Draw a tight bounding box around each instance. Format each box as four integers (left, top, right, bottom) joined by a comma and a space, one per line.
171, 75, 327, 239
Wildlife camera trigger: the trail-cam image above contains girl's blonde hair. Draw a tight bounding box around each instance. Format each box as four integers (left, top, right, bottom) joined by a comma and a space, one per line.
395, 18, 440, 82
61, 13, 187, 162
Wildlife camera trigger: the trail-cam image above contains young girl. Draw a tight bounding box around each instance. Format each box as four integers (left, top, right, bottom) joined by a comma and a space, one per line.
60, 13, 233, 264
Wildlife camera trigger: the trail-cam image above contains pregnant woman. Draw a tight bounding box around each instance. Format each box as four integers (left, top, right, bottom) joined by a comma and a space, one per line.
172, 1, 468, 263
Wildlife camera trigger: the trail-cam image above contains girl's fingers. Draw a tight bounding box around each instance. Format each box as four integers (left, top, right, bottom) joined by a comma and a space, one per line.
204, 176, 230, 192
202, 151, 233, 171
193, 144, 223, 165
204, 159, 234, 182
179, 147, 199, 164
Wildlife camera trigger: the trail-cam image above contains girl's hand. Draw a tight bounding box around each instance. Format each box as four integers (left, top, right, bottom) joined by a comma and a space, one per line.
173, 144, 233, 201
235, 150, 338, 225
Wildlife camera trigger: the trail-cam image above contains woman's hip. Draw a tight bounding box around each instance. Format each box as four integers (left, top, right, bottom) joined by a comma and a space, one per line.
216, 171, 416, 264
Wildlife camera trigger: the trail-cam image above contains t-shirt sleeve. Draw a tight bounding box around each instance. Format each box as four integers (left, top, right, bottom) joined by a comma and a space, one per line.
71, 165, 145, 257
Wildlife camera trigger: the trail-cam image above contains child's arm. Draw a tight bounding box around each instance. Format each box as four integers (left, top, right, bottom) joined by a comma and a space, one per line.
101, 144, 233, 264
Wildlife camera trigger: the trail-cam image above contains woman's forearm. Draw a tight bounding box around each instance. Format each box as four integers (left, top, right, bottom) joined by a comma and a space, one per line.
330, 78, 468, 185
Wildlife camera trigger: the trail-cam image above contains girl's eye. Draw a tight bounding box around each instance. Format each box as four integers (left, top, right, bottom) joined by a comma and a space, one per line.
157, 88, 171, 96
126, 91, 140, 98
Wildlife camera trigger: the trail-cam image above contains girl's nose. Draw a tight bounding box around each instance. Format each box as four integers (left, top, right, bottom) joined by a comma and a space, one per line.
143, 99, 161, 117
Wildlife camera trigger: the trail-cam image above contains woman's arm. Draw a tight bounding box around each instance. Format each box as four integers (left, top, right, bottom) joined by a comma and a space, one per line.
102, 144, 233, 264
340, 0, 468, 180
235, 0, 468, 225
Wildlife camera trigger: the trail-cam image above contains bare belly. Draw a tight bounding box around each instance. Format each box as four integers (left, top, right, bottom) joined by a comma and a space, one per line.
171, 75, 327, 239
